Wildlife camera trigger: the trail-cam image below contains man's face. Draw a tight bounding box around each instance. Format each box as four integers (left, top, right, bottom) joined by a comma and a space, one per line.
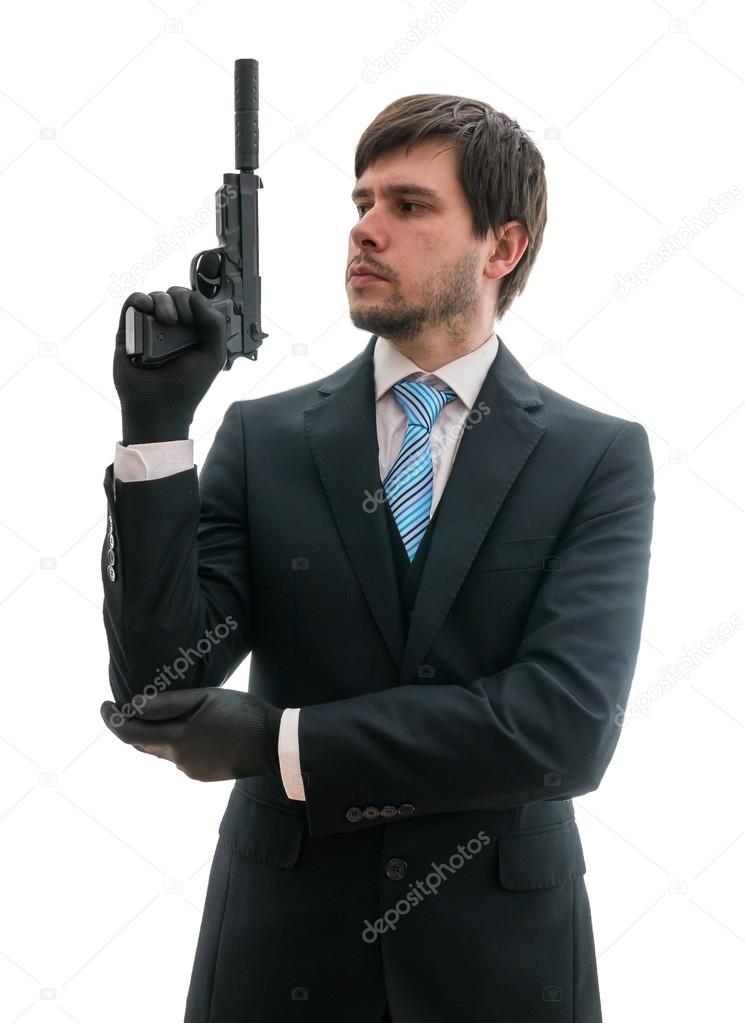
346, 136, 494, 346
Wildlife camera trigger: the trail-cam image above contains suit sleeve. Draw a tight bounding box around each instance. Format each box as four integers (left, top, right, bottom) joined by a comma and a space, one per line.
297, 421, 655, 837
101, 401, 252, 706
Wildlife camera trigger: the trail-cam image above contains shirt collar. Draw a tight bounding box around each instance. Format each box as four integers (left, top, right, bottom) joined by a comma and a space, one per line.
373, 331, 500, 412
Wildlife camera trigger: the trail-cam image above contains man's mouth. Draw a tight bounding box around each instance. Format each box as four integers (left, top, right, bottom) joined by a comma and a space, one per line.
350, 273, 387, 285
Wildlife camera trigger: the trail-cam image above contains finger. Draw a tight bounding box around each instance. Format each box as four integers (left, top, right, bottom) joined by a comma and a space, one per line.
100, 697, 187, 735
150, 290, 178, 325
140, 689, 210, 721
100, 700, 132, 734
167, 285, 195, 326
116, 292, 154, 342
190, 292, 228, 370
133, 742, 176, 761
190, 289, 226, 337
103, 712, 185, 746
122, 689, 210, 722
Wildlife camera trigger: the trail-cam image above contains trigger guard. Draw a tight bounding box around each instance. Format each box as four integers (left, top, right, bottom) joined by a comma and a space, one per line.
194, 251, 223, 299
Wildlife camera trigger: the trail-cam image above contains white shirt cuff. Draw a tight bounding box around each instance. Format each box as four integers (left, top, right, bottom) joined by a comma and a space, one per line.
278, 707, 306, 801
113, 439, 194, 482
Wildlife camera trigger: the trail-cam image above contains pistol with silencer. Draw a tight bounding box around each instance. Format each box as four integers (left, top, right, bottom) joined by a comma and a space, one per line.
125, 57, 268, 370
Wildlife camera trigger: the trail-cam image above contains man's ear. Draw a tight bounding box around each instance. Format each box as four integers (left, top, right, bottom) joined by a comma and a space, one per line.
489, 220, 529, 279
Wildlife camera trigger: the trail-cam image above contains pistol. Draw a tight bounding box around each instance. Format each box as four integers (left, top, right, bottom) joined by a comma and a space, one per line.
125, 57, 268, 370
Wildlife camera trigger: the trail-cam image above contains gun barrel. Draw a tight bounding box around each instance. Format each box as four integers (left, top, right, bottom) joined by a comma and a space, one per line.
234, 58, 259, 171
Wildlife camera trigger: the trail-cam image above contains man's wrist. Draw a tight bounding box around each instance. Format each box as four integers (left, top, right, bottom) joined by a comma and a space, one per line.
121, 434, 190, 445
265, 704, 283, 775
121, 414, 191, 445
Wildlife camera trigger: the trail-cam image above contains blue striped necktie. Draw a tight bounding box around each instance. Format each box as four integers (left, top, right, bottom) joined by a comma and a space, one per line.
383, 379, 457, 561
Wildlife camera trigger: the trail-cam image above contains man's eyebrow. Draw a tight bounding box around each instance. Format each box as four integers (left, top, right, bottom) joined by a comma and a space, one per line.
350, 183, 443, 202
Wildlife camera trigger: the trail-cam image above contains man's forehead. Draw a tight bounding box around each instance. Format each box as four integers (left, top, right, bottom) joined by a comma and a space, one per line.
353, 141, 457, 201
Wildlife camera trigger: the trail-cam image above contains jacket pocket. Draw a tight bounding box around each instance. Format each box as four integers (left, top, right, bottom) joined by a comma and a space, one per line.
477, 534, 559, 573
497, 816, 586, 890
218, 785, 305, 869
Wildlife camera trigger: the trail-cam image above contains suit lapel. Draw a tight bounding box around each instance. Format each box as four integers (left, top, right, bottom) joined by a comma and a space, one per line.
399, 342, 546, 683
304, 336, 407, 669
303, 334, 547, 682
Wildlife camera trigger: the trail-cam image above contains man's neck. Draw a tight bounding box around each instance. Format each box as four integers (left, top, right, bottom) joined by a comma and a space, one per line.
389, 330, 494, 373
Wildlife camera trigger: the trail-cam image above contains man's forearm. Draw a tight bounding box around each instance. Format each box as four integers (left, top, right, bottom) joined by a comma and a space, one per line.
102, 402, 252, 706
296, 422, 654, 837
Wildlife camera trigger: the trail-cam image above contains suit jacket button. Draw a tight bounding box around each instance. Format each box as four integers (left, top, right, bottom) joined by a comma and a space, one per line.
397, 803, 415, 817
107, 566, 116, 582
363, 806, 380, 820
107, 549, 115, 566
385, 857, 408, 881
380, 805, 397, 819
108, 533, 114, 548
345, 806, 363, 823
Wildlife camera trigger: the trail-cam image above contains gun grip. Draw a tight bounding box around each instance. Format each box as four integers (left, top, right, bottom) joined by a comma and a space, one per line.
125, 306, 199, 367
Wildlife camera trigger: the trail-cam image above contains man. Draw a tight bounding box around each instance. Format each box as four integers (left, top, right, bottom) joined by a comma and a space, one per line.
100, 93, 654, 1022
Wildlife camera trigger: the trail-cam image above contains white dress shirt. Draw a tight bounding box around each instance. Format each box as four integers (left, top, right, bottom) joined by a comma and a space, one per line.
112, 330, 500, 801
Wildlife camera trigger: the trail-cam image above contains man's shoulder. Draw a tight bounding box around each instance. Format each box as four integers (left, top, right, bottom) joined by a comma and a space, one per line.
526, 380, 653, 494
234, 376, 326, 412
497, 337, 646, 444
227, 364, 343, 439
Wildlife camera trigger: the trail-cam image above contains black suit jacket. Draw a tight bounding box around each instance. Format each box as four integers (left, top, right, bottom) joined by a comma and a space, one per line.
101, 333, 654, 1023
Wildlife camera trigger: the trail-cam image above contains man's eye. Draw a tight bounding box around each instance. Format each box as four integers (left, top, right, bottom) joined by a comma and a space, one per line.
355, 201, 425, 216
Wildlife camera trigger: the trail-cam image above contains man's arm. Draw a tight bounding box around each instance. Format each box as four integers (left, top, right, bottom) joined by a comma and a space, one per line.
106, 429, 302, 801
297, 421, 655, 837
102, 402, 253, 707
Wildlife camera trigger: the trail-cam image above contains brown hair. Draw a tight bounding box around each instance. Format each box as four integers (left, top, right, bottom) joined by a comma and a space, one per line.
354, 94, 547, 320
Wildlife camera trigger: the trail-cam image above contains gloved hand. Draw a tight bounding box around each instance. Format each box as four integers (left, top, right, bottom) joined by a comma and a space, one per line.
114, 287, 227, 445
100, 688, 283, 782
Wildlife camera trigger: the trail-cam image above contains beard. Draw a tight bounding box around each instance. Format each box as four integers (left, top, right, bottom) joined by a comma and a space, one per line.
348, 249, 480, 346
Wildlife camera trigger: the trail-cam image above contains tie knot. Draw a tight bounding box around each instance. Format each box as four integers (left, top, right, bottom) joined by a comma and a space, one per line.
391, 379, 457, 433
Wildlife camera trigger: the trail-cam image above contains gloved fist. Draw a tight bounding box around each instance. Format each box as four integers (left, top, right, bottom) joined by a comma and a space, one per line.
114, 287, 227, 445
100, 687, 283, 782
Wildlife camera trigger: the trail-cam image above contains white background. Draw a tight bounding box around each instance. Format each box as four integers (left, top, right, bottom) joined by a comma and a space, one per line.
0, 0, 743, 1019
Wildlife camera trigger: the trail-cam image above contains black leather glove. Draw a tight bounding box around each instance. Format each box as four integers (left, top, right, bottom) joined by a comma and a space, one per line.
100, 688, 283, 782
114, 287, 227, 445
